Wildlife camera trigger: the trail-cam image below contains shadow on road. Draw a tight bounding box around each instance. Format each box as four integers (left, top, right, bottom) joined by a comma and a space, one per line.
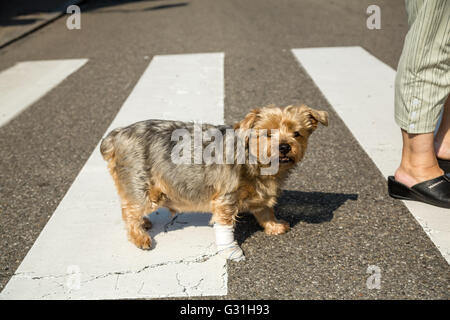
276, 190, 358, 224
0, 0, 188, 26
87, 1, 189, 14
143, 189, 357, 247
235, 190, 358, 244
144, 3, 188, 11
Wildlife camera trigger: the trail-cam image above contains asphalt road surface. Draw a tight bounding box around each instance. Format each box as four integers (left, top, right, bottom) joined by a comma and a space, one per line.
0, 0, 449, 299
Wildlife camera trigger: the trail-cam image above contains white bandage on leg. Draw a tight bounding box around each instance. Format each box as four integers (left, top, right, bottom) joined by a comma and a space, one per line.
213, 223, 245, 261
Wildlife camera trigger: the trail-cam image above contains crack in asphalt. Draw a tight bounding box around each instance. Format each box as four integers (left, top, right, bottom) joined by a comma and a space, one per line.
81, 250, 221, 285
10, 248, 226, 299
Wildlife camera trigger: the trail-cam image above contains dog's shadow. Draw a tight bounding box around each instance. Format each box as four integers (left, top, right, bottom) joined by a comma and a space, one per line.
234, 190, 358, 244
146, 190, 357, 246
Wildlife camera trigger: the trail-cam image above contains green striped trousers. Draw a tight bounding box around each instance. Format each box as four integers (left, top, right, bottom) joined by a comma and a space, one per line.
395, 0, 450, 134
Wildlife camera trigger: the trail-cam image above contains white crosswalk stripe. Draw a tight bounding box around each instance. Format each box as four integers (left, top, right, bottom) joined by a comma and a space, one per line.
0, 53, 227, 300
0, 59, 88, 127
292, 46, 450, 264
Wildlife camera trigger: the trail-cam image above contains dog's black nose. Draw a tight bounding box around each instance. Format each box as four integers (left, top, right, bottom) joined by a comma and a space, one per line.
279, 143, 291, 154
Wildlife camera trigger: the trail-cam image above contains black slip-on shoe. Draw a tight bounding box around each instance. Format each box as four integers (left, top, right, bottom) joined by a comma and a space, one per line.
388, 175, 450, 209
437, 158, 450, 174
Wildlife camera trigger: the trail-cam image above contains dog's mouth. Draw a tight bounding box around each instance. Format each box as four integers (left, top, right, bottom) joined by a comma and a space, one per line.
279, 155, 294, 164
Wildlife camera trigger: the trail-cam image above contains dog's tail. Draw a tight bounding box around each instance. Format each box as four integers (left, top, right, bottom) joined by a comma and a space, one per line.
100, 127, 122, 161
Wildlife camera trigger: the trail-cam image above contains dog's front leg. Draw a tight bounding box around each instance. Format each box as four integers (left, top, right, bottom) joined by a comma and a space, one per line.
211, 197, 245, 261
252, 207, 290, 235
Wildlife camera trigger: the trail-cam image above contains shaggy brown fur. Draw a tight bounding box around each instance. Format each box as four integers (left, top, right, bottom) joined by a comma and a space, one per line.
100, 105, 328, 250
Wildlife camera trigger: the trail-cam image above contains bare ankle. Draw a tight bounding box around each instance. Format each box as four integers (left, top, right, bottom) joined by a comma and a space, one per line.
435, 140, 450, 160
395, 167, 418, 188
395, 164, 443, 188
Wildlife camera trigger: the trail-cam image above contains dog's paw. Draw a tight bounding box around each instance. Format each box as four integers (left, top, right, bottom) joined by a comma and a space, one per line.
264, 219, 290, 235
131, 233, 152, 250
217, 241, 245, 262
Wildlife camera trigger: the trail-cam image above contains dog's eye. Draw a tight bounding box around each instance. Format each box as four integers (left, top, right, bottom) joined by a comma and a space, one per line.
294, 131, 301, 137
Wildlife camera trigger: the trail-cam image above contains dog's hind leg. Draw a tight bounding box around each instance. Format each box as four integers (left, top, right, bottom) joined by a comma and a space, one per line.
122, 200, 152, 249
105, 157, 152, 249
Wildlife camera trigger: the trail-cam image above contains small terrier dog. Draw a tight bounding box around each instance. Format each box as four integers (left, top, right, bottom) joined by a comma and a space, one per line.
100, 105, 328, 257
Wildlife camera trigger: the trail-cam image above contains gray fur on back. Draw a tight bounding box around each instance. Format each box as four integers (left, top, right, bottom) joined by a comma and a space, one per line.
101, 120, 238, 205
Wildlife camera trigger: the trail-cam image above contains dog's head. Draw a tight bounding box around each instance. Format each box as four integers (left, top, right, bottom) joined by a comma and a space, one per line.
234, 104, 328, 172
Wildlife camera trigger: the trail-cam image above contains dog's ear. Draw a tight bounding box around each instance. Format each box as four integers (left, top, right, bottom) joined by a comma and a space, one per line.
234, 108, 261, 129
308, 108, 328, 127
285, 105, 328, 131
